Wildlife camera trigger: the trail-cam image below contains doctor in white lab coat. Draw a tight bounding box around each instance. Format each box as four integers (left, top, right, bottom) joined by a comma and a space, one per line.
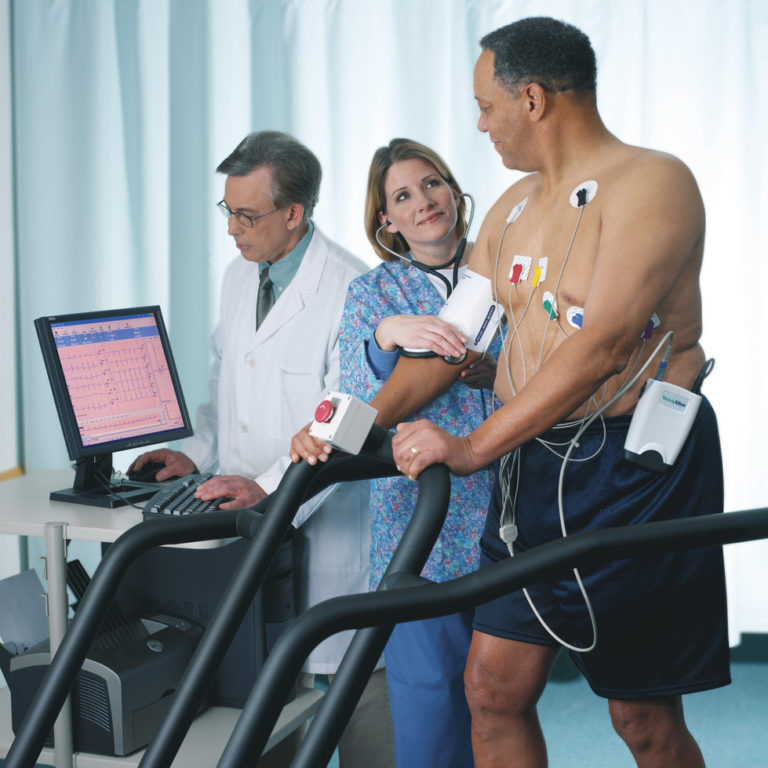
131, 132, 394, 766
130, 126, 370, 660
182, 222, 371, 671
134, 131, 394, 768
132, 131, 371, 673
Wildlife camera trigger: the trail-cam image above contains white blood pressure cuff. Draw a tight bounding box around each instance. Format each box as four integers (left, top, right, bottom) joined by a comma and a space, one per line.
438, 270, 503, 353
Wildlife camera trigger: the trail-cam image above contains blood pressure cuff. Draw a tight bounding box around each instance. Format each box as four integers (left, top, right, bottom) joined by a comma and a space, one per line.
437, 270, 502, 354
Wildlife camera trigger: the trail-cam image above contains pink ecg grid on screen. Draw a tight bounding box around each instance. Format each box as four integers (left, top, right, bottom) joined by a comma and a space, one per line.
52, 313, 185, 447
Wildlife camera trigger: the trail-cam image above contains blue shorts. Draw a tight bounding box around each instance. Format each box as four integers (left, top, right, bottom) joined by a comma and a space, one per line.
473, 397, 730, 700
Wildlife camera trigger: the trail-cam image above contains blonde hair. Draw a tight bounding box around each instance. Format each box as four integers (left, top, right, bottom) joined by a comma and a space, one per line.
364, 138, 467, 262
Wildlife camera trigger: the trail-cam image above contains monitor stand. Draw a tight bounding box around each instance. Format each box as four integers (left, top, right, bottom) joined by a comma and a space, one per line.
50, 453, 158, 509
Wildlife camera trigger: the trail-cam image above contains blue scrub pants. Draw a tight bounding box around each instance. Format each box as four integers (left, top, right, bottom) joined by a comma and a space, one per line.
384, 609, 474, 768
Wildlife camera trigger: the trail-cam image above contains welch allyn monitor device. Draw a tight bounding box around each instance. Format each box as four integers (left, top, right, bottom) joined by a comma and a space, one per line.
35, 306, 194, 507
623, 379, 701, 473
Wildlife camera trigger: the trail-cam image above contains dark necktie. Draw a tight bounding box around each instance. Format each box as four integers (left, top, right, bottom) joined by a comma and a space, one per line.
256, 264, 275, 330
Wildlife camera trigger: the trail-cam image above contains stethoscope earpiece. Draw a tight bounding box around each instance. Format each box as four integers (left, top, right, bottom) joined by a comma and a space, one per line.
374, 192, 476, 297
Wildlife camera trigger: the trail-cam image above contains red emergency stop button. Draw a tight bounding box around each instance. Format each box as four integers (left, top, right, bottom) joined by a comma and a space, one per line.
314, 399, 335, 423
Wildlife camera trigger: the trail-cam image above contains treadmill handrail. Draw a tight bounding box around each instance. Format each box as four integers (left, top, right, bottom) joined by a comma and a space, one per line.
138, 431, 406, 768
6, 422, 405, 768
219, 505, 768, 767
217, 452, 451, 768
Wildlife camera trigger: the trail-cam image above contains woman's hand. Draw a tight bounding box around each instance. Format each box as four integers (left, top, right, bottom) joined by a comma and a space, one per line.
374, 315, 467, 359
459, 355, 497, 390
391, 419, 479, 480
290, 422, 333, 465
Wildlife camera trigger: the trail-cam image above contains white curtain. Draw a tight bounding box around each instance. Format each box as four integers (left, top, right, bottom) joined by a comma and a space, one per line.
1, 0, 20, 585
8, 0, 768, 641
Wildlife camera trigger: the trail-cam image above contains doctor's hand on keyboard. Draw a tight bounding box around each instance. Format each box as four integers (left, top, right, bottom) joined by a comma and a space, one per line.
142, 473, 268, 519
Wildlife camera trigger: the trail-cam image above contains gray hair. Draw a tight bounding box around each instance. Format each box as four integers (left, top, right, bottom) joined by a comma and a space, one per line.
216, 131, 322, 220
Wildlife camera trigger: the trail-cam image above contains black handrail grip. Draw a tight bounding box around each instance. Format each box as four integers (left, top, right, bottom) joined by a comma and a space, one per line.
137, 461, 319, 768
219, 461, 451, 768
290, 460, 450, 768
275, 507, 768, 634
139, 444, 402, 767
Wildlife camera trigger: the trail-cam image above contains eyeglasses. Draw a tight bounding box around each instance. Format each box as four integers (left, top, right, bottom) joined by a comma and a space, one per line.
217, 199, 281, 228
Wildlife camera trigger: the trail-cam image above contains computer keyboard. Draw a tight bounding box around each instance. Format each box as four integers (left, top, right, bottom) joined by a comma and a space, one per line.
142, 473, 233, 519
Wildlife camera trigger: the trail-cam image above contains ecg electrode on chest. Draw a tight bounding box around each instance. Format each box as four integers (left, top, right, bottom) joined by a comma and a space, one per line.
493, 180, 598, 396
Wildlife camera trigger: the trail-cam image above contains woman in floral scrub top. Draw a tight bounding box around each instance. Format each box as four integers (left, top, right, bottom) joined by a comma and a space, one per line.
340, 138, 498, 768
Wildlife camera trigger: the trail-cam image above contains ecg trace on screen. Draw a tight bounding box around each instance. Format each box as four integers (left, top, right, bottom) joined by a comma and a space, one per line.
52, 313, 186, 447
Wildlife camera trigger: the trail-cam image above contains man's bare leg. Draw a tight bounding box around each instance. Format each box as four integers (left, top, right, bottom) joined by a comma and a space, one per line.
464, 631, 558, 768
609, 696, 705, 768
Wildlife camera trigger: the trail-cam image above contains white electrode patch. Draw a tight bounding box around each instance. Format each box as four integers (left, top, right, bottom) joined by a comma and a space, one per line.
542, 290, 558, 319
509, 255, 532, 283
566, 306, 584, 329
507, 197, 528, 223
569, 180, 598, 208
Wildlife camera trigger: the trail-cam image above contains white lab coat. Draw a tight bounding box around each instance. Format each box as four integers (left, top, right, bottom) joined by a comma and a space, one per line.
182, 227, 371, 673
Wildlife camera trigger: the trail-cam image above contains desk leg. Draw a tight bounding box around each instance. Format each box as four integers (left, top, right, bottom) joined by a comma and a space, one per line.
44, 522, 74, 768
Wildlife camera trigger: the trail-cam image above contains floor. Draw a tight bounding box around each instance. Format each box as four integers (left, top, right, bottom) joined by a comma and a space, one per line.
538, 636, 768, 767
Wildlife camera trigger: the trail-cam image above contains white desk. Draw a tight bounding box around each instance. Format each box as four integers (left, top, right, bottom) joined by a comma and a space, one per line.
0, 470, 322, 767
0, 470, 143, 543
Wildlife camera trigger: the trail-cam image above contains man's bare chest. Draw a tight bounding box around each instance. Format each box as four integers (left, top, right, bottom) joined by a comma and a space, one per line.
489, 193, 601, 328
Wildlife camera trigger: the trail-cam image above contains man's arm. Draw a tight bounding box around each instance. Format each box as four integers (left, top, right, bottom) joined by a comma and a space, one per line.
289, 349, 479, 462
369, 351, 480, 428
391, 324, 628, 478
369, 224, 496, 427
290, 263, 479, 462
393, 152, 706, 478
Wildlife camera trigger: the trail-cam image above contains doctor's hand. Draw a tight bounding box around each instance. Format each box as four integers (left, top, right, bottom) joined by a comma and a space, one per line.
392, 419, 478, 481
195, 475, 267, 510
375, 315, 467, 358
290, 422, 333, 465
128, 449, 196, 482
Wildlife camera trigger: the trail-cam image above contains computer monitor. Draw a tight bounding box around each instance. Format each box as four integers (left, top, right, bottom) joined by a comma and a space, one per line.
34, 306, 194, 507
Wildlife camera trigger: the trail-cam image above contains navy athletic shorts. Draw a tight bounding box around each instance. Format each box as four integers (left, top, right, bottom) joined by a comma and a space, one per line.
473, 396, 731, 700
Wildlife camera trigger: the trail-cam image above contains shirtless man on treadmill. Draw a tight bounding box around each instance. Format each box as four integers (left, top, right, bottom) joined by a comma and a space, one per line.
293, 16, 729, 768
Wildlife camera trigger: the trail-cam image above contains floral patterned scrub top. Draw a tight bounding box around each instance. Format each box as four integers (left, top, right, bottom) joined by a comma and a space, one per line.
340, 260, 498, 588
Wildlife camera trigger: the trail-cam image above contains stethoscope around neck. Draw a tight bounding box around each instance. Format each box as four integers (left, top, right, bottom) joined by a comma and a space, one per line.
374, 192, 476, 298
374, 192, 476, 363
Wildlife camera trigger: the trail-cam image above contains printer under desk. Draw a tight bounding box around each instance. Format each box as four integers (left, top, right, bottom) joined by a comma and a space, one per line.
4, 614, 203, 756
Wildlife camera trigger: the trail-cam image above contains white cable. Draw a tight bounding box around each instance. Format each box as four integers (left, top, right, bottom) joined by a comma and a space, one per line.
501, 331, 674, 653
491, 220, 516, 396
487, 195, 675, 652
535, 205, 584, 374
